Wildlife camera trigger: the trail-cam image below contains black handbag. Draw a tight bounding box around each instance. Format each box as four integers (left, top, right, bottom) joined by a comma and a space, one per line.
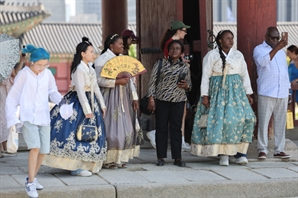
140, 96, 152, 115
75, 80, 98, 142
139, 59, 163, 115
76, 119, 98, 142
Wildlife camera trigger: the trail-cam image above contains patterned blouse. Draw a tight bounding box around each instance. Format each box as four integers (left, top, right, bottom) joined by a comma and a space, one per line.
148, 58, 191, 102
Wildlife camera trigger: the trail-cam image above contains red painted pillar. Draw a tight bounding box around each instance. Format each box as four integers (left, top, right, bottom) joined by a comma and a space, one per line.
237, 0, 277, 137
102, 0, 128, 42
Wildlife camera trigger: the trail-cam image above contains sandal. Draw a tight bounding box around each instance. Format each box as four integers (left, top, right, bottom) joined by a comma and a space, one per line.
103, 163, 118, 169
117, 163, 127, 168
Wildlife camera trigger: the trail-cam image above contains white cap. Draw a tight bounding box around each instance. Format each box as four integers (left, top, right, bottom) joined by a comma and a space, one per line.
59, 103, 74, 120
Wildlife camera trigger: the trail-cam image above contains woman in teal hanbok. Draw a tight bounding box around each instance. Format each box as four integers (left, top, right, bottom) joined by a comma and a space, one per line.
191, 30, 256, 166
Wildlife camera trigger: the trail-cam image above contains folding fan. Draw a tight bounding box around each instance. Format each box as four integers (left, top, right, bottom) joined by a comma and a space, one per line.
100, 56, 147, 79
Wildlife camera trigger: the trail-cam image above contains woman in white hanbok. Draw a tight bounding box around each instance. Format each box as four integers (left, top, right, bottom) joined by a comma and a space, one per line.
43, 37, 107, 176
191, 30, 256, 166
94, 34, 143, 169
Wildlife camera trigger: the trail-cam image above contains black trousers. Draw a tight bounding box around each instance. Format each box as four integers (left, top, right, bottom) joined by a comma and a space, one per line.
155, 100, 184, 159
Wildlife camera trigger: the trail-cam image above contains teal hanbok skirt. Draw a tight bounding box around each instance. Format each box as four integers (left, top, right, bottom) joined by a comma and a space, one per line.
191, 74, 256, 156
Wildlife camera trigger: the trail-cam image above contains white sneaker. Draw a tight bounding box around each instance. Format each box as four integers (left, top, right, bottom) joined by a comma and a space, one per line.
235, 156, 248, 165
146, 130, 156, 149
34, 178, 43, 190
27, 178, 43, 190
72, 170, 92, 177
25, 182, 38, 198
219, 155, 229, 166
3, 151, 17, 157
181, 142, 191, 151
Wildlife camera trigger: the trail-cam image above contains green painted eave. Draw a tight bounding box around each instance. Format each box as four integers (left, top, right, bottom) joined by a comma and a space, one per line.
0, 13, 50, 38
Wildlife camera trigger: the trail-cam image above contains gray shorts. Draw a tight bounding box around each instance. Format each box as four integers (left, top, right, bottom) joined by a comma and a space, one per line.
22, 122, 50, 154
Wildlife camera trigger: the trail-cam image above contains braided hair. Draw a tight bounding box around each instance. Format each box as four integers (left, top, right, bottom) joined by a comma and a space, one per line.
70, 37, 93, 77
101, 34, 122, 54
215, 30, 234, 71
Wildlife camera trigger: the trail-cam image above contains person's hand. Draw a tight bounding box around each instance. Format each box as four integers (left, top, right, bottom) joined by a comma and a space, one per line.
58, 98, 67, 107
115, 78, 129, 85
288, 94, 292, 104
148, 97, 155, 114
181, 53, 190, 63
177, 80, 189, 90
201, 96, 210, 108
247, 95, 253, 105
101, 108, 106, 118
20, 54, 27, 63
85, 113, 93, 118
133, 100, 139, 110
275, 37, 288, 51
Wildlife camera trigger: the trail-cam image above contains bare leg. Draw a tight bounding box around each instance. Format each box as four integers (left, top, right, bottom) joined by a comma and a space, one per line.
35, 153, 45, 176
28, 148, 40, 182
2, 141, 7, 151
0, 142, 4, 152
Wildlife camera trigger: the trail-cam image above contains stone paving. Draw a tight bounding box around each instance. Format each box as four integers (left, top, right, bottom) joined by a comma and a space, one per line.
0, 147, 298, 198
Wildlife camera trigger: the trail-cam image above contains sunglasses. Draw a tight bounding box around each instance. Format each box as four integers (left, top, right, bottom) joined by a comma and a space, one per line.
268, 35, 280, 41
181, 29, 187, 33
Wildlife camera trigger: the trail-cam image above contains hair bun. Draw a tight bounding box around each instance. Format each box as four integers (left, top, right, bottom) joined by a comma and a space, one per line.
22, 44, 37, 54
82, 37, 89, 42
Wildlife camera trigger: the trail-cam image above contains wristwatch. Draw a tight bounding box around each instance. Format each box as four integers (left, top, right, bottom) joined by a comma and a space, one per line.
186, 85, 191, 91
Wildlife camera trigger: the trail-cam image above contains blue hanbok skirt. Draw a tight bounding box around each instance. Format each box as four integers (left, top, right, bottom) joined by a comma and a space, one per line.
42, 91, 107, 173
191, 74, 256, 156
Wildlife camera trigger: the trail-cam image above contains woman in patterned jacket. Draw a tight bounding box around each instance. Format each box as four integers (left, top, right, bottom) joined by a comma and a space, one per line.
147, 40, 191, 167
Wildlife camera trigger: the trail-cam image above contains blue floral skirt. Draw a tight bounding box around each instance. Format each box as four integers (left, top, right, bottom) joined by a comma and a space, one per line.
42, 91, 107, 173
191, 74, 256, 156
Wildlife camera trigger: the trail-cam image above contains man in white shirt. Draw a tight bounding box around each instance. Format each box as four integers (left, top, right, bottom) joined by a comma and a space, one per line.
253, 26, 290, 159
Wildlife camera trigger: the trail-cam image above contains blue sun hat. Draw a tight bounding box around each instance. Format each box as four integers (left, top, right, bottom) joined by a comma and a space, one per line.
22, 44, 50, 62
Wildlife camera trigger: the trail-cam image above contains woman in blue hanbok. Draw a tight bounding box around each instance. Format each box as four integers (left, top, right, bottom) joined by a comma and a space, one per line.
191, 30, 256, 166
43, 37, 107, 176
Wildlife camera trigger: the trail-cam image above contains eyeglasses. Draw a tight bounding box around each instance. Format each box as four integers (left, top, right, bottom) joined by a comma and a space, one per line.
34, 64, 50, 69
268, 35, 280, 41
181, 29, 187, 33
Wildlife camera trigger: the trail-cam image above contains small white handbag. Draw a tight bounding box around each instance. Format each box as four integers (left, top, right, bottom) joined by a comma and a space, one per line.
198, 114, 208, 128
7, 126, 18, 153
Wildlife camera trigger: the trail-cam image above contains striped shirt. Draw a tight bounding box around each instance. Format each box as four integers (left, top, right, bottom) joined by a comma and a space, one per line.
148, 58, 191, 102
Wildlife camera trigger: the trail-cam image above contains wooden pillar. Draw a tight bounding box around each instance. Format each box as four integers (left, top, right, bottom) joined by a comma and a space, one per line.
237, 0, 277, 138
102, 0, 128, 41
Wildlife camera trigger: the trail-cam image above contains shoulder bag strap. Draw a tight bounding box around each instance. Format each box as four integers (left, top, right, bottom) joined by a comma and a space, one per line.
155, 58, 163, 86
90, 71, 95, 112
